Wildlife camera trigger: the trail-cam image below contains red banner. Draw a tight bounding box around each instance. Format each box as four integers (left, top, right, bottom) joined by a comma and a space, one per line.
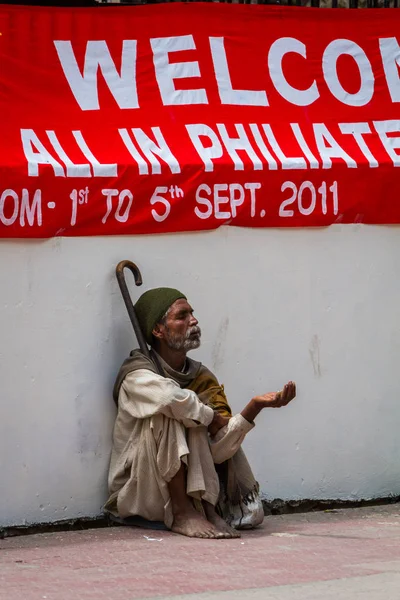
1, 3, 400, 237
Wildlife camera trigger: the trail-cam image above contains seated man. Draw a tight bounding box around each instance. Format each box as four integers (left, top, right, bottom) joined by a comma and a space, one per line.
105, 288, 296, 539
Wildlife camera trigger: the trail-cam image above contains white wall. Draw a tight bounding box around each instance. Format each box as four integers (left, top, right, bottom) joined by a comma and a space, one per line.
1, 225, 400, 527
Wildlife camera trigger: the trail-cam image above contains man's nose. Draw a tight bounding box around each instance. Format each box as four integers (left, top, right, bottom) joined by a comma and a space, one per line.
190, 314, 198, 326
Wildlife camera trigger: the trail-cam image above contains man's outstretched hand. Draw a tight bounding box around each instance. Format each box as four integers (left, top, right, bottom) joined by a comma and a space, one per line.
253, 381, 296, 408
241, 381, 297, 423
208, 382, 297, 432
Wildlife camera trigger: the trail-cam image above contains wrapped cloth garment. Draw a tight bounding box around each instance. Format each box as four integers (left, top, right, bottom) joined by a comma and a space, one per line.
105, 349, 264, 529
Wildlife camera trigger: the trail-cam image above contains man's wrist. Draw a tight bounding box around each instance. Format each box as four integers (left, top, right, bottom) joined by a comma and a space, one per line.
241, 398, 262, 423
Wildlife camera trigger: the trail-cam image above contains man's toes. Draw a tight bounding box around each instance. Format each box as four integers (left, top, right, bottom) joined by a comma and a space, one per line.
233, 530, 241, 538
205, 525, 225, 539
207, 529, 220, 538
198, 528, 212, 538
226, 526, 240, 538
215, 529, 232, 539
212, 531, 226, 539
193, 530, 208, 538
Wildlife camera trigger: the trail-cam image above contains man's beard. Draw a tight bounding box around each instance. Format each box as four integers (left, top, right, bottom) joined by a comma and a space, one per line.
164, 325, 201, 351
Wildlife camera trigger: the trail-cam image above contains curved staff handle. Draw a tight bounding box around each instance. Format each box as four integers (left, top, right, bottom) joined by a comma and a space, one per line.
115, 260, 151, 360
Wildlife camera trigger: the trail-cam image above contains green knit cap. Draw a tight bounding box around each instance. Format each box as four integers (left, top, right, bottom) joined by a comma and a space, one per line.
134, 287, 187, 345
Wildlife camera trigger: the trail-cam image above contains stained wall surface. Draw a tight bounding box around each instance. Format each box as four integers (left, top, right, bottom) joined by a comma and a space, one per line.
1, 225, 399, 526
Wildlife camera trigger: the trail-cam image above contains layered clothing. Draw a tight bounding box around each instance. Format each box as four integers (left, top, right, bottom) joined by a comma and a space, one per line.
105, 349, 264, 529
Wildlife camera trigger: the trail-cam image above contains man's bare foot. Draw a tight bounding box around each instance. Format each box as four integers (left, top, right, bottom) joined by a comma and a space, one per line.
171, 506, 232, 539
204, 502, 241, 538
168, 464, 233, 539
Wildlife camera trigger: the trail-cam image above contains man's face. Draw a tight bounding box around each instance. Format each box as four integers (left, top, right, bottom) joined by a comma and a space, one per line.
160, 299, 201, 351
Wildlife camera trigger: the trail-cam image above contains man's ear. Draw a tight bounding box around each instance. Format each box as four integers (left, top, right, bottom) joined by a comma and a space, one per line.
152, 323, 164, 340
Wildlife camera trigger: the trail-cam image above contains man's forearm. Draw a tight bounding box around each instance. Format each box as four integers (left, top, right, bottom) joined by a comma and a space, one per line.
241, 398, 263, 424
167, 391, 215, 427
124, 371, 215, 426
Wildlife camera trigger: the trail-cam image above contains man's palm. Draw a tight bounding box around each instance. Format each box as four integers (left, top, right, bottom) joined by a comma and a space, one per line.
255, 381, 296, 408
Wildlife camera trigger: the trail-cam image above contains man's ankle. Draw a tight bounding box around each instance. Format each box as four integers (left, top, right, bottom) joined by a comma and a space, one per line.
171, 496, 196, 516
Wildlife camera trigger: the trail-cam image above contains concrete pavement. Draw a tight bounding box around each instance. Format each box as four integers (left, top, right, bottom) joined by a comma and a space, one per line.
1, 505, 399, 600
